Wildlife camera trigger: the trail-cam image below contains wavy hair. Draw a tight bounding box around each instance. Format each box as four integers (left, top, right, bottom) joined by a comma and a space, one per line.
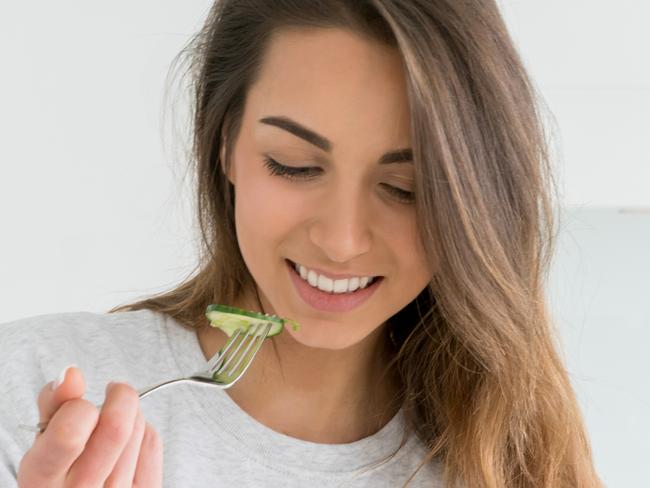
109, 1, 604, 486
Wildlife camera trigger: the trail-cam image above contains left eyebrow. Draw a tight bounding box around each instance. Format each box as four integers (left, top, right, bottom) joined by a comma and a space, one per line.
259, 115, 413, 164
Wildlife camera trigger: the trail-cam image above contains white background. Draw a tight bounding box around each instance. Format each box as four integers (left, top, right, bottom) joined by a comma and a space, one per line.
1, 1, 648, 486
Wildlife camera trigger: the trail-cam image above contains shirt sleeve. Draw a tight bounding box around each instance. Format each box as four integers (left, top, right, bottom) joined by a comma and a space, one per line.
0, 407, 28, 486
0, 318, 49, 487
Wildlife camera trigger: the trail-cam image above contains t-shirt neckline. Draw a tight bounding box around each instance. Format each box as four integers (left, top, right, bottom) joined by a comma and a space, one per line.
158, 310, 416, 475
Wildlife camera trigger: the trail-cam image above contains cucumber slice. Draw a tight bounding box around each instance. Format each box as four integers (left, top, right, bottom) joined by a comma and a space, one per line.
205, 304, 300, 338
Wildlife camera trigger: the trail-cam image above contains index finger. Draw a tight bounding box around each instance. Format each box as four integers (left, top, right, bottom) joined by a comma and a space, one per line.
37, 365, 86, 430
18, 397, 100, 485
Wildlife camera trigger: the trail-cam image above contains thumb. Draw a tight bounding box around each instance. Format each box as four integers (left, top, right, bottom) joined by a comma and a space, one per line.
37, 364, 86, 427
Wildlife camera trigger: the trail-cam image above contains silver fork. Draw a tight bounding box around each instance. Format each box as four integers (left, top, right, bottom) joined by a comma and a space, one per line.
19, 322, 272, 434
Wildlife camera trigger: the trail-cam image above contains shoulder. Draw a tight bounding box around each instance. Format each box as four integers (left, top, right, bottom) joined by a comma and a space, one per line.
0, 308, 161, 335
0, 309, 169, 399
391, 439, 446, 487
0, 309, 166, 360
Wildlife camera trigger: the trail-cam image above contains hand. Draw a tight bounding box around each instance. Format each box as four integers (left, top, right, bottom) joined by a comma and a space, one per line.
17, 366, 163, 487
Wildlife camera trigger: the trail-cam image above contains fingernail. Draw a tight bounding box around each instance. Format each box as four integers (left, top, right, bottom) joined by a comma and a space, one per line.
51, 363, 77, 391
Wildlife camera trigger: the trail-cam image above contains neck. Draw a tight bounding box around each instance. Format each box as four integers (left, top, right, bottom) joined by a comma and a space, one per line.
195, 301, 402, 443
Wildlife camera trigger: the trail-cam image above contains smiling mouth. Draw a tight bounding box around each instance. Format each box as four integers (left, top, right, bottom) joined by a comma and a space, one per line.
285, 256, 384, 311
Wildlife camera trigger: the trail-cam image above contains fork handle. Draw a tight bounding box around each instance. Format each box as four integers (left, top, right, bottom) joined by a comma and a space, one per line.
18, 377, 197, 434
136, 377, 195, 400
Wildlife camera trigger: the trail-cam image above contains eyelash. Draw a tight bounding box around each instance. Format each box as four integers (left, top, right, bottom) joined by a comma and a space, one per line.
262, 157, 415, 204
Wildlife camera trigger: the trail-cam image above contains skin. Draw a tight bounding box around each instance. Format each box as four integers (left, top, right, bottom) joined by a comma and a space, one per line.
197, 27, 435, 443
18, 367, 163, 487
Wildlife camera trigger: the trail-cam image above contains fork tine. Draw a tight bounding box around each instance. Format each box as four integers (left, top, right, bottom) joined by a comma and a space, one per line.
215, 322, 263, 376
206, 327, 243, 373
219, 322, 266, 376
213, 324, 259, 375
221, 323, 271, 383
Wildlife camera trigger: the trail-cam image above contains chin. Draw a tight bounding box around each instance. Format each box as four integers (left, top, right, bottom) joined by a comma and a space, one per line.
281, 323, 368, 350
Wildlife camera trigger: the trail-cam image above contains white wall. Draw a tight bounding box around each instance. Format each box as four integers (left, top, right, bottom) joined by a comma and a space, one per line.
0, 1, 212, 317
548, 207, 649, 487
497, 0, 650, 209
1, 2, 647, 486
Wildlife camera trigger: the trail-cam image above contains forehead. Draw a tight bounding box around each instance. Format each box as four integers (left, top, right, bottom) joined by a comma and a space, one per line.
246, 27, 412, 152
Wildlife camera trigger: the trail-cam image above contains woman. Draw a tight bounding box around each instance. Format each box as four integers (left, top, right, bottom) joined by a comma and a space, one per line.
0, 0, 604, 486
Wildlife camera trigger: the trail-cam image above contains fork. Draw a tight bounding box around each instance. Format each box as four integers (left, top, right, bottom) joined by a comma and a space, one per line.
18, 321, 272, 434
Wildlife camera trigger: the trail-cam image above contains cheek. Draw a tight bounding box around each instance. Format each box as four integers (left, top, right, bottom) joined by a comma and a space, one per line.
392, 215, 434, 284
234, 169, 302, 253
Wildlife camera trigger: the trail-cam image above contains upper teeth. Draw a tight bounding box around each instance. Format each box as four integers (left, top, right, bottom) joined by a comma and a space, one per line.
293, 262, 376, 294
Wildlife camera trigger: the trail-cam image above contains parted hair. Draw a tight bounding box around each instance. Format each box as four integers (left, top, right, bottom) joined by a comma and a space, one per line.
109, 1, 604, 486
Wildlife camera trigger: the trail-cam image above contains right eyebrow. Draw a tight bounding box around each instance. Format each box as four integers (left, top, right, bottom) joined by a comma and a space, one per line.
259, 115, 413, 165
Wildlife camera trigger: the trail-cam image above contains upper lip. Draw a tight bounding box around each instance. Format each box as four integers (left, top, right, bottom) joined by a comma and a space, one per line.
287, 259, 380, 280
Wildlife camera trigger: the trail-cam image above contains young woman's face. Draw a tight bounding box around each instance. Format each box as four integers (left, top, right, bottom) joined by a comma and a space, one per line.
225, 27, 435, 349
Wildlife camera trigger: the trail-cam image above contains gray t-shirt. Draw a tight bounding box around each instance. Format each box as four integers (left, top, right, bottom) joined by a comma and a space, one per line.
0, 309, 443, 487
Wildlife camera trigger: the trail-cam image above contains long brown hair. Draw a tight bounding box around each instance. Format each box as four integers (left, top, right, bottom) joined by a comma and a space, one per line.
109, 1, 604, 486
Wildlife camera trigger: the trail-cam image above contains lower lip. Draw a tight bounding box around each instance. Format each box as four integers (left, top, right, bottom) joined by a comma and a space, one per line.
286, 259, 383, 313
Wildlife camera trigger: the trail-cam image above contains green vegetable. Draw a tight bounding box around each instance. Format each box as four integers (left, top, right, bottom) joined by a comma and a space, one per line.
205, 304, 300, 338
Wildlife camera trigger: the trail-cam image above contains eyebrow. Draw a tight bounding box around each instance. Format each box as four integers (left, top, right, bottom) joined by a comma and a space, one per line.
258, 115, 413, 164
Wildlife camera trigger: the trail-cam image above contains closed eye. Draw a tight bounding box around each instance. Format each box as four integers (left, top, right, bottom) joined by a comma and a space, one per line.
262, 157, 415, 204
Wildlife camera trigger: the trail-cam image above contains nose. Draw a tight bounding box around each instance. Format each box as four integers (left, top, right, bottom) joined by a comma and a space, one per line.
308, 188, 373, 263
